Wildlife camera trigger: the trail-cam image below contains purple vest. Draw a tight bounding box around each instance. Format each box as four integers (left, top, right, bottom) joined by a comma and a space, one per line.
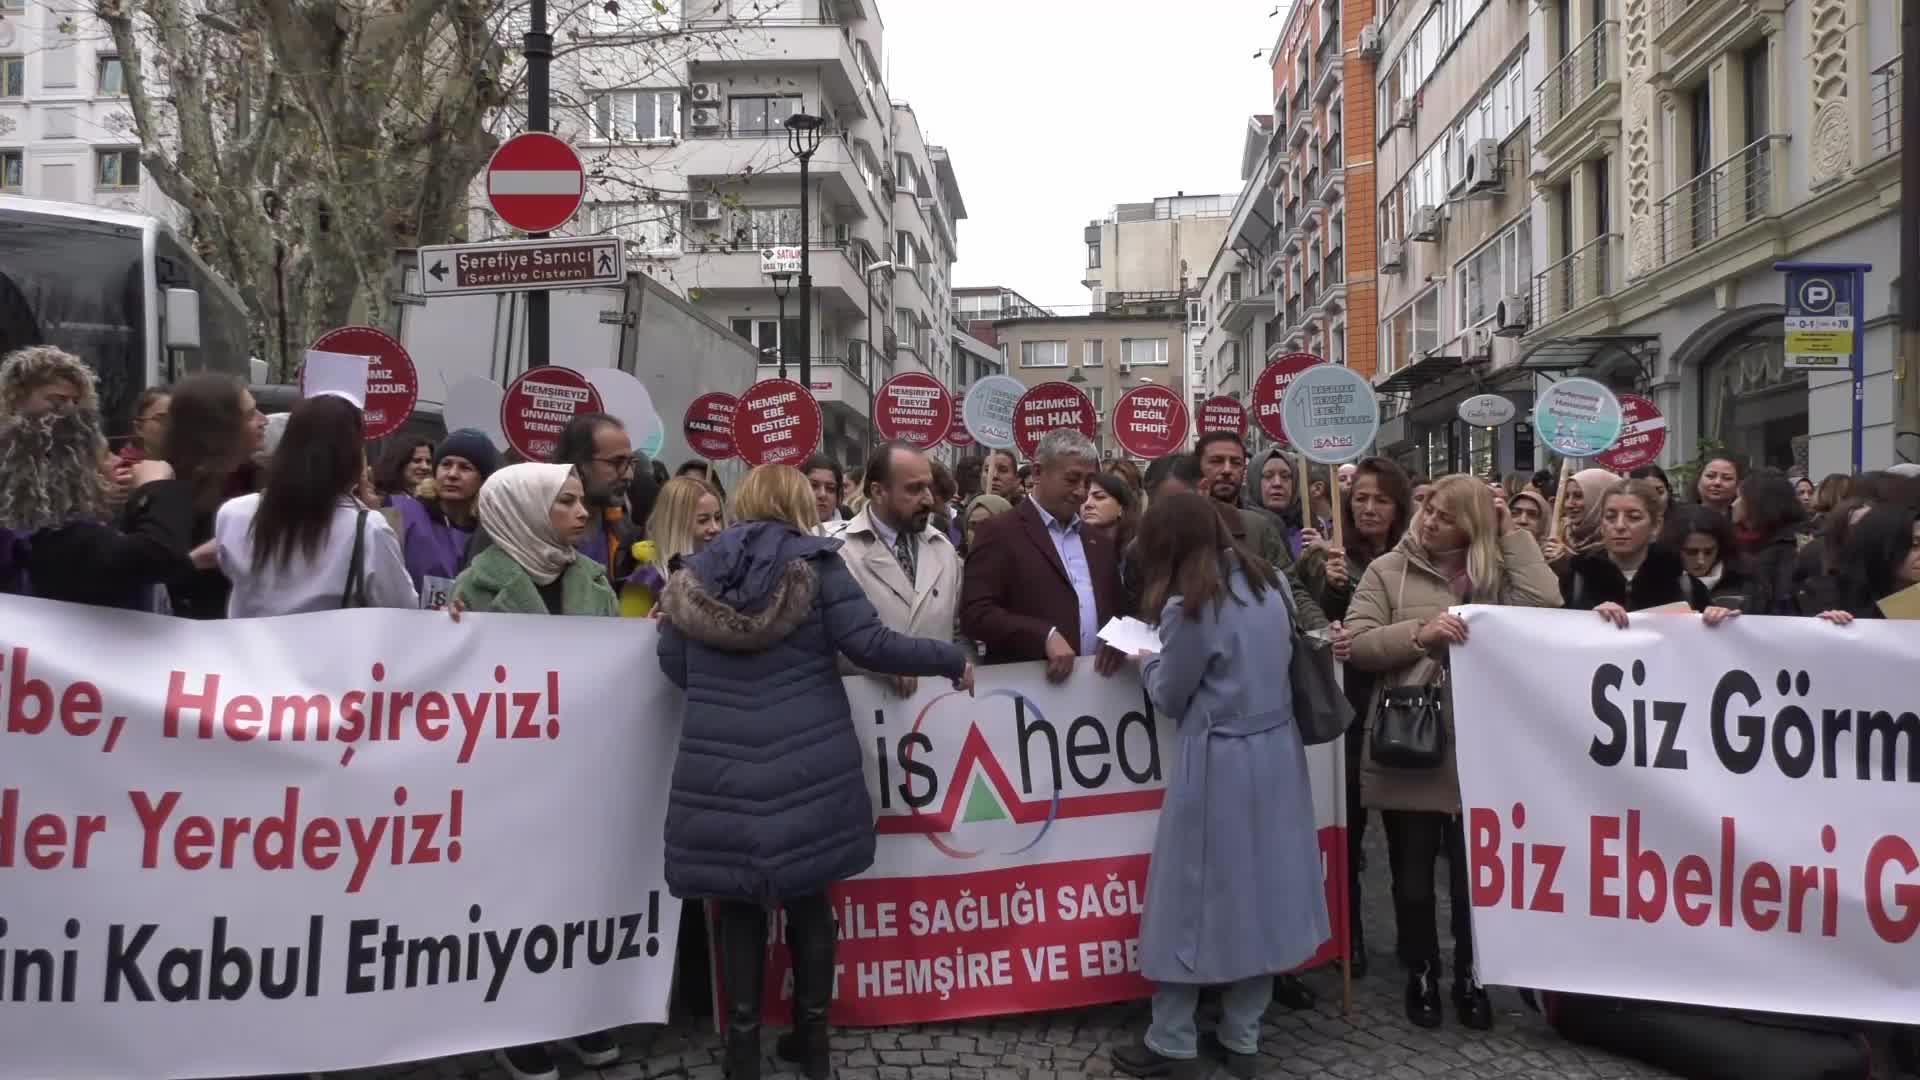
392, 495, 474, 589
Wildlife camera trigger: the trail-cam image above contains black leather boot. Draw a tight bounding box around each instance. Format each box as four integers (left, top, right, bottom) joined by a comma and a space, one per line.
773, 895, 835, 1080
1453, 973, 1493, 1031
716, 902, 768, 1080
1404, 961, 1442, 1029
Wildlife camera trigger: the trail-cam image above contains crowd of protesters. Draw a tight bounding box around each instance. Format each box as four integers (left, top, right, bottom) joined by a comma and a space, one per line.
3, 342, 1918, 1079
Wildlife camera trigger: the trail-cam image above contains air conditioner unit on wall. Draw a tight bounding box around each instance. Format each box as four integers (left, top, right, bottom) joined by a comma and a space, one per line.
1358, 24, 1384, 60
690, 107, 722, 131
689, 198, 723, 223
1380, 240, 1405, 272
1409, 205, 1441, 241
1393, 99, 1415, 129
1465, 138, 1504, 195
689, 82, 721, 105
1467, 326, 1494, 361
1495, 293, 1530, 336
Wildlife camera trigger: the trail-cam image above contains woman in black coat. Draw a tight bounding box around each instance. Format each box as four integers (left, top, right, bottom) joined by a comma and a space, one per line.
1816, 505, 1920, 624
1731, 469, 1810, 616
1562, 478, 1691, 621
0, 405, 191, 609
1667, 505, 1750, 611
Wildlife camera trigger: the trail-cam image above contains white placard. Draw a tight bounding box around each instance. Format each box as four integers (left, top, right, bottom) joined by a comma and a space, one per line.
303, 350, 372, 410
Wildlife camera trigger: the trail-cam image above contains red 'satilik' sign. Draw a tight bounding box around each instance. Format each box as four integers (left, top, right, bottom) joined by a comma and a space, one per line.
730, 378, 823, 467
1011, 381, 1098, 458
303, 326, 420, 442
1197, 395, 1247, 438
1110, 384, 1190, 460
873, 372, 954, 449
1252, 353, 1324, 444
499, 366, 604, 462
683, 392, 739, 461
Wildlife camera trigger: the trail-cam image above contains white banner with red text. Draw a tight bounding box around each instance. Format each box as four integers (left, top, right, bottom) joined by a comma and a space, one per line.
754, 663, 1348, 1026
1450, 606, 1920, 1024
0, 597, 683, 1079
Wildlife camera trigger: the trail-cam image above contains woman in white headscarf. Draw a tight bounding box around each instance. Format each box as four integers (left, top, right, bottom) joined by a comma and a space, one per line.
451, 463, 617, 618
448, 461, 621, 1080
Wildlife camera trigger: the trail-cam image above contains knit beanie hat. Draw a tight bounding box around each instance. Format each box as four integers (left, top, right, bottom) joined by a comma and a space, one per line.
436, 428, 502, 478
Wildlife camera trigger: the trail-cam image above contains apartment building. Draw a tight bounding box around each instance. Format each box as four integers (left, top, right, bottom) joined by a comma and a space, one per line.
1196, 118, 1280, 409
0, 2, 170, 215
995, 309, 1190, 461
952, 285, 1051, 347
1082, 193, 1234, 307
1369, 0, 1537, 477
1518, 0, 1907, 474
474, 0, 965, 467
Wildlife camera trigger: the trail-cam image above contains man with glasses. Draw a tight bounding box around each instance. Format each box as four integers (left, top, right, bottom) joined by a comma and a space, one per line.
549, 412, 645, 584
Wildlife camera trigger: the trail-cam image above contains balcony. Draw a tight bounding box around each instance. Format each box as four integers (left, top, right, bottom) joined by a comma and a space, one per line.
1651, 0, 1779, 66
1318, 251, 1347, 313
1873, 57, 1902, 158
1220, 275, 1275, 333
1652, 134, 1785, 268
1312, 47, 1342, 104
1281, 199, 1304, 253
1317, 146, 1345, 203
1289, 88, 1314, 146
1303, 169, 1324, 209
1531, 234, 1618, 327
1534, 22, 1620, 154
690, 23, 876, 121
1302, 272, 1321, 313
679, 241, 873, 317
678, 129, 871, 215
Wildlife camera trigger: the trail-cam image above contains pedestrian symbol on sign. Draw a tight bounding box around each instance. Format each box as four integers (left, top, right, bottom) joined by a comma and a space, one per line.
598, 251, 614, 275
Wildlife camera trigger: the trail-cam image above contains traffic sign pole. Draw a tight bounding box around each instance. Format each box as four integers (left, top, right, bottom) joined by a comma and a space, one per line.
524, 0, 552, 368
1777, 261, 1871, 474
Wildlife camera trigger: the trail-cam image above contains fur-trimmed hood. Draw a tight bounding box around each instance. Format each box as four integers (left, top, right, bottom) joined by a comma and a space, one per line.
660, 557, 817, 652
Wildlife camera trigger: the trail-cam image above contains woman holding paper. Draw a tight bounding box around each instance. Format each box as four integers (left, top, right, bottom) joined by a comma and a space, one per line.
1344, 475, 1561, 1032
1109, 493, 1325, 1079
1561, 479, 1691, 624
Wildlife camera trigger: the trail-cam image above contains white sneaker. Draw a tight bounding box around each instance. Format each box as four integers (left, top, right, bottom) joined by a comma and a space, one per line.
561, 1030, 622, 1067
494, 1044, 560, 1080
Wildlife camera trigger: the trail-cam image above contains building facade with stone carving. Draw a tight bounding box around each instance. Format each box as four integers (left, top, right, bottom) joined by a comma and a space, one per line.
1518, 0, 1906, 476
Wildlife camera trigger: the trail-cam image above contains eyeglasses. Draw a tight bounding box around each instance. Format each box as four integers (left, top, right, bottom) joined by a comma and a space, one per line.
594, 454, 637, 474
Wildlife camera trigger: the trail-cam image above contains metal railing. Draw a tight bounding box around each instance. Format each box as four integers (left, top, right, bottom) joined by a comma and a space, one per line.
1535, 21, 1617, 135
1264, 313, 1287, 346
1325, 249, 1345, 285
1653, 134, 1781, 265
1872, 56, 1902, 158
1304, 170, 1322, 204
1531, 233, 1618, 325
1303, 273, 1321, 310
1650, 0, 1709, 36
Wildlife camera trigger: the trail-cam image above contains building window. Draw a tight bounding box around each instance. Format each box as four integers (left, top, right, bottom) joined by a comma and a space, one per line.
730, 95, 797, 134
591, 90, 680, 141
1089, 386, 1105, 416
1087, 240, 1101, 268
1742, 41, 1770, 143
732, 317, 803, 362
94, 148, 139, 190
583, 201, 682, 255
0, 150, 21, 192
1456, 217, 1532, 327
739, 207, 801, 246
0, 55, 23, 98
96, 55, 125, 96
1384, 287, 1444, 372
1083, 339, 1104, 367
1122, 338, 1169, 366
1021, 340, 1069, 368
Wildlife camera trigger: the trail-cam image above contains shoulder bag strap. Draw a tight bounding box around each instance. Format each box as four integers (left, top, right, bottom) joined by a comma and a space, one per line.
341, 509, 369, 609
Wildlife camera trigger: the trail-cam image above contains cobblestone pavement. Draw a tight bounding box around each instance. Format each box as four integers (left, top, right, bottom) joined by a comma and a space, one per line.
332, 831, 1679, 1080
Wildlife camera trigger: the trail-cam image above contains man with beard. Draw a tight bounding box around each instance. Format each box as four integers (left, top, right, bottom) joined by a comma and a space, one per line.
1197, 431, 1293, 572
825, 444, 960, 696
535, 413, 645, 584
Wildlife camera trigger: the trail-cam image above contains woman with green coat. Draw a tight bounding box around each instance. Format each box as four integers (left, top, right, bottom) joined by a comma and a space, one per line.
449, 461, 619, 1080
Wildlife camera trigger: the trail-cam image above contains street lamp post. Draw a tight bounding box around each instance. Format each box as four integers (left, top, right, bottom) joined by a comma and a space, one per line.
785, 111, 826, 389
862, 260, 895, 447
523, 0, 553, 366
771, 272, 793, 381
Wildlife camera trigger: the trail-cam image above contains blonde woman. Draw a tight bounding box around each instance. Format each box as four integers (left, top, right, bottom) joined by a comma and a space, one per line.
1344, 474, 1561, 1031
621, 476, 725, 616
657, 465, 971, 1080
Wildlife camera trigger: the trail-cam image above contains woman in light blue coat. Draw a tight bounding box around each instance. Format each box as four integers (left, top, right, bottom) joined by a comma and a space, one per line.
1111, 493, 1329, 1080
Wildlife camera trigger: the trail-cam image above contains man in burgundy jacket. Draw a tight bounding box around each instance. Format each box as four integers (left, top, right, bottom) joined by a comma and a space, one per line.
961, 429, 1125, 681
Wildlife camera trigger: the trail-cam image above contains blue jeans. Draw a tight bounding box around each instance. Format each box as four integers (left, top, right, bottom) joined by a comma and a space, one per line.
1144, 976, 1273, 1059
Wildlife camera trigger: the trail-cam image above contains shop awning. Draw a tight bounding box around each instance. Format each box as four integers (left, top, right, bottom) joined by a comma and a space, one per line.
1375, 351, 1464, 394
1515, 334, 1659, 379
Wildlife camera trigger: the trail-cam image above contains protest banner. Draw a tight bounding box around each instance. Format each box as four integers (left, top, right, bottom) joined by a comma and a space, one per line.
754, 665, 1348, 1026
1450, 607, 1920, 1024
0, 598, 681, 1079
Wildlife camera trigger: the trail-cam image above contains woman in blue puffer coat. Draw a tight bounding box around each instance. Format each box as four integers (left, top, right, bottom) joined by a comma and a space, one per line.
657, 463, 972, 1080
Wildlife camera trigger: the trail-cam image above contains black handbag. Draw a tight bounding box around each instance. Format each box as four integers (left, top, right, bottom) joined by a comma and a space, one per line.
1369, 664, 1448, 769
340, 509, 370, 609
1276, 578, 1353, 746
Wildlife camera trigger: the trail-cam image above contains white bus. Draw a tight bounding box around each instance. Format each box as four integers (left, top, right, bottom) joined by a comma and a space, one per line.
0, 195, 254, 434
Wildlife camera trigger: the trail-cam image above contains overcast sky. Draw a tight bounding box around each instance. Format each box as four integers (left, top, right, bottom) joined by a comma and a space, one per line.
882, 0, 1280, 313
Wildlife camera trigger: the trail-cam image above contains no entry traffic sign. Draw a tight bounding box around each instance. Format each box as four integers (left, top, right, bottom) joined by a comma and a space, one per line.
1591, 393, 1667, 473
683, 393, 739, 461
303, 326, 419, 442
1253, 353, 1324, 444
1197, 395, 1246, 438
1011, 381, 1097, 458
731, 378, 822, 467
500, 366, 604, 462
1111, 384, 1189, 460
486, 133, 585, 235
873, 372, 954, 449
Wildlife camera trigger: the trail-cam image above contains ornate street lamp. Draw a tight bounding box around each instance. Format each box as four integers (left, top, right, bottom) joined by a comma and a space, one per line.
784, 111, 825, 388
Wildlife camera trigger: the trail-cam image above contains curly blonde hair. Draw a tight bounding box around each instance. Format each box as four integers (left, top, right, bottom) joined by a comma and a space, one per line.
0, 346, 98, 418
0, 410, 109, 530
